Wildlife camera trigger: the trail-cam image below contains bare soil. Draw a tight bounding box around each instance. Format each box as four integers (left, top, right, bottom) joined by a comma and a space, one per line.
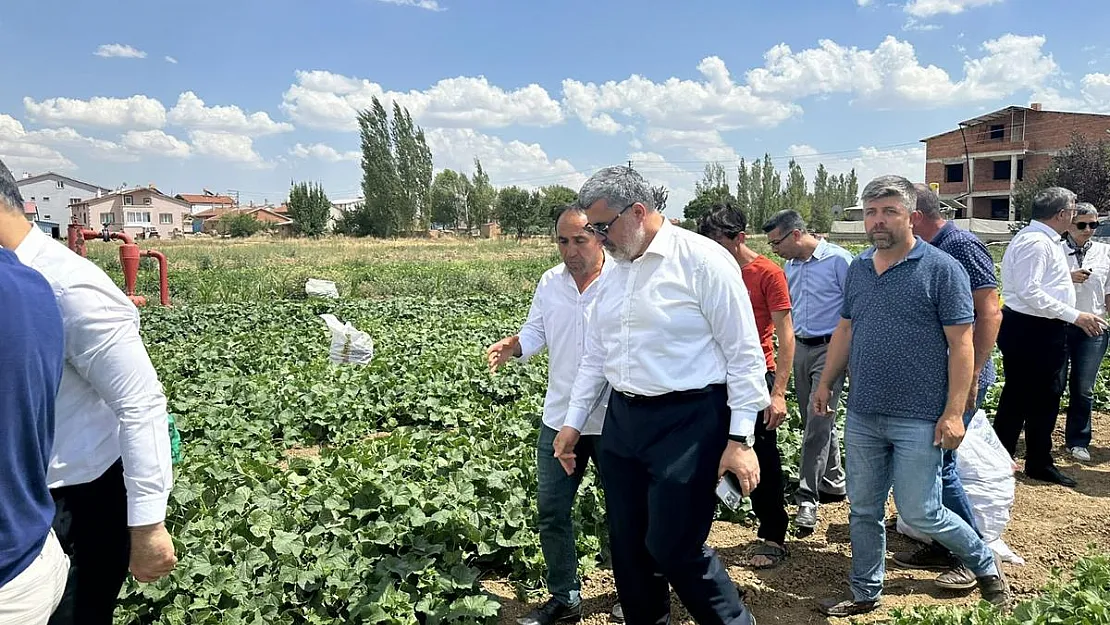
487, 412, 1110, 624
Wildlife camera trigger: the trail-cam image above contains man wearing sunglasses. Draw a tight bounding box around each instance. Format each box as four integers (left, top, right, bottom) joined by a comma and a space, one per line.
995, 187, 1107, 489
555, 166, 768, 625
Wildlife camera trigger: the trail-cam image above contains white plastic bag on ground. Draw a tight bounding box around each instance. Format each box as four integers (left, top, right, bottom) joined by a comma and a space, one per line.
306, 278, 339, 299
320, 314, 374, 365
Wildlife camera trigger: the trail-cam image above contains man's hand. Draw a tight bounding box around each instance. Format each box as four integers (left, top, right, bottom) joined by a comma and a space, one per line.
934, 413, 966, 450
1072, 269, 1092, 284
552, 426, 580, 476
1075, 312, 1108, 337
485, 336, 521, 373
129, 523, 177, 583
765, 393, 788, 430
719, 441, 760, 496
812, 383, 832, 418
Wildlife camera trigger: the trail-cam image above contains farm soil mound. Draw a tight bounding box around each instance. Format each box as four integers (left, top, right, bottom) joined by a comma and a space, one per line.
486, 412, 1110, 624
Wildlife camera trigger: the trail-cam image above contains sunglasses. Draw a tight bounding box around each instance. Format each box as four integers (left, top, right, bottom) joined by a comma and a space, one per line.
1074, 221, 1099, 230
768, 229, 796, 246
585, 202, 636, 238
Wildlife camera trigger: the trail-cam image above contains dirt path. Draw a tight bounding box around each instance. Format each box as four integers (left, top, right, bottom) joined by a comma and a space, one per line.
487, 412, 1110, 624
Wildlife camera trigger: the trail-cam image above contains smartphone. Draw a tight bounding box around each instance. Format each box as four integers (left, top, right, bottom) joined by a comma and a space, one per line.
715, 473, 745, 511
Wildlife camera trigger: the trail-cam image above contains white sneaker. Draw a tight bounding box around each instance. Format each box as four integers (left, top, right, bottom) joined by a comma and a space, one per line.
1069, 447, 1092, 462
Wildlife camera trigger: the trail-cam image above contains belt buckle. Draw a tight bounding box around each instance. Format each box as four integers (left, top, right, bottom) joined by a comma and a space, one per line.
618, 390, 638, 399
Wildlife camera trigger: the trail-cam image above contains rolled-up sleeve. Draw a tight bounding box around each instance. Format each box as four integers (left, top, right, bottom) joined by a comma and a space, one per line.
697, 255, 770, 437
59, 282, 173, 527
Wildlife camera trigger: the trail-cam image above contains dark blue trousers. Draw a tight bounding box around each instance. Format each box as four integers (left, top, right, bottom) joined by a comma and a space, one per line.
598, 385, 755, 625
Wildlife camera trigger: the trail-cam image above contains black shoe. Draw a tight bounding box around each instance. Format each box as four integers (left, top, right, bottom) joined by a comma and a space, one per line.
516, 598, 581, 625
817, 597, 880, 617
795, 503, 818, 529
893, 543, 951, 570
1025, 466, 1078, 488
818, 491, 847, 504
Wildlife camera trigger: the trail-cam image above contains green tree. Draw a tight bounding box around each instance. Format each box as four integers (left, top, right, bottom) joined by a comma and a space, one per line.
684, 162, 734, 221
735, 158, 752, 217
810, 164, 834, 233
753, 153, 782, 229
496, 186, 539, 240
1014, 134, 1110, 220
783, 159, 810, 224
651, 185, 669, 213
430, 169, 471, 228
391, 103, 433, 231
286, 181, 332, 237
537, 185, 579, 228
219, 212, 264, 238
357, 97, 401, 237
467, 158, 496, 232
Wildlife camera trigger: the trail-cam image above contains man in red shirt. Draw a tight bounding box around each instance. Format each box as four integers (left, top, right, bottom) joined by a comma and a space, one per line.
698, 202, 795, 568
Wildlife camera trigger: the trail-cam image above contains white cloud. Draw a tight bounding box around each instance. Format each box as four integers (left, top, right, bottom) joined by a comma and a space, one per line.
94, 43, 147, 59
376, 0, 445, 11
168, 92, 293, 136
122, 130, 192, 159
903, 18, 942, 31
164, 56, 178, 64
23, 95, 167, 129
905, 0, 1003, 18
746, 34, 1057, 108
561, 56, 800, 135
787, 144, 820, 157
1078, 73, 1110, 112
785, 144, 927, 196
27, 127, 136, 162
643, 128, 739, 163
423, 128, 584, 190
189, 131, 269, 168
0, 114, 75, 171
290, 143, 360, 162
858, 0, 874, 5
625, 151, 698, 218
282, 70, 562, 131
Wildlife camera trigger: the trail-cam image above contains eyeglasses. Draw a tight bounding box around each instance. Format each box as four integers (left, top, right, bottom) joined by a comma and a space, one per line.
1075, 221, 1098, 230
585, 202, 636, 238
768, 229, 796, 247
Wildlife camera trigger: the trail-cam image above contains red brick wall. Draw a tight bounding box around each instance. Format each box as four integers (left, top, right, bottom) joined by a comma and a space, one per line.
926, 110, 1110, 158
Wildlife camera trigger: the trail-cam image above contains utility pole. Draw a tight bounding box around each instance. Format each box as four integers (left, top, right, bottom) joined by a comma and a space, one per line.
627, 160, 633, 170
227, 189, 240, 207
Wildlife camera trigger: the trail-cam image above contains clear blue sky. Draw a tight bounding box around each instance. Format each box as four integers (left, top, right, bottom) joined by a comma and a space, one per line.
2, 0, 1106, 213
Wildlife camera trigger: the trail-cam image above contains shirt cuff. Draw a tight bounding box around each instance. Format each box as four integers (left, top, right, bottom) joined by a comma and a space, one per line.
1060, 307, 1081, 325
517, 334, 543, 361
128, 492, 171, 527
563, 407, 589, 432
729, 411, 757, 438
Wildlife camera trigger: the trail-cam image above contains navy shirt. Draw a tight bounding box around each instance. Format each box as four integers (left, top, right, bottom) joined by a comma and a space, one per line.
930, 222, 998, 390
841, 238, 975, 420
0, 248, 64, 587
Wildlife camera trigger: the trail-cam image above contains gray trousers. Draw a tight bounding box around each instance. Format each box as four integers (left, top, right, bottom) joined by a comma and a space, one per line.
793, 341, 847, 506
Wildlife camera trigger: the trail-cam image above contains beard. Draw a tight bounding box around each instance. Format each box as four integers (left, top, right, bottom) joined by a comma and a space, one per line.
605, 225, 647, 261
867, 228, 897, 249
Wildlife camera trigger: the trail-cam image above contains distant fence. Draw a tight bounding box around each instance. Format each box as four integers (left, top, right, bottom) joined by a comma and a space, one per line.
829, 218, 1016, 243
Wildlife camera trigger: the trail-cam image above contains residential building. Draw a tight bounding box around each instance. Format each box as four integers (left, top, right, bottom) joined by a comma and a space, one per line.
922, 103, 1110, 220
175, 190, 237, 215
196, 205, 295, 237
15, 172, 111, 234
330, 197, 362, 231
72, 186, 193, 239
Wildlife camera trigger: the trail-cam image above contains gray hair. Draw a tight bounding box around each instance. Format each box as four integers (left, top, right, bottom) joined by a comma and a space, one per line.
761, 209, 807, 235
1074, 202, 1097, 218
0, 158, 25, 215
861, 175, 916, 214
1031, 187, 1077, 220
554, 203, 587, 229
578, 166, 656, 213
913, 183, 942, 219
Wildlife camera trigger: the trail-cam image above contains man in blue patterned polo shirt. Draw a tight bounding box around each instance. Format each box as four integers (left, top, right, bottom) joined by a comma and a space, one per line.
892, 184, 1005, 589
811, 175, 1009, 618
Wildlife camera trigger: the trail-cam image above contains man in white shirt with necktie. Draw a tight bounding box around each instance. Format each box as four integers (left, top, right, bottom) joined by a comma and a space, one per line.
554, 166, 768, 625
0, 169, 178, 624
486, 205, 621, 625
995, 187, 1107, 488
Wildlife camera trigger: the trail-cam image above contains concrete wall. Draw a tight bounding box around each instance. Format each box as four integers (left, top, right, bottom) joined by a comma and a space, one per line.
17, 177, 104, 226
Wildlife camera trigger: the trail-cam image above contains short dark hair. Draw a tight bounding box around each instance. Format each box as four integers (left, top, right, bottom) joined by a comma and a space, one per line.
0, 157, 25, 215
761, 209, 806, 235
554, 204, 587, 230
913, 183, 941, 219
697, 201, 747, 240
1031, 187, 1077, 220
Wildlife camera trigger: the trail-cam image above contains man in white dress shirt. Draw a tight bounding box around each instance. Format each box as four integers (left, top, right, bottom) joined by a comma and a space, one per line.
995, 187, 1107, 488
554, 166, 768, 625
0, 163, 178, 624
486, 206, 621, 625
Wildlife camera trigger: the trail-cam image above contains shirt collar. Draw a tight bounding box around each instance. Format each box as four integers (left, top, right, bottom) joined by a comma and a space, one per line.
641, 217, 674, 259
810, 238, 832, 260
1029, 219, 1065, 241
930, 220, 958, 247
858, 235, 926, 261
12, 224, 48, 266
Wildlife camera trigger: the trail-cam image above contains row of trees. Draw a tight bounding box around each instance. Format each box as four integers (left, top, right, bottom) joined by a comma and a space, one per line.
683, 157, 860, 233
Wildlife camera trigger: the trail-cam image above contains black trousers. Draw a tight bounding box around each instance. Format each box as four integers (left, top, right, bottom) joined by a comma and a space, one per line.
993, 308, 1069, 473
750, 371, 788, 546
48, 460, 131, 625
598, 385, 755, 625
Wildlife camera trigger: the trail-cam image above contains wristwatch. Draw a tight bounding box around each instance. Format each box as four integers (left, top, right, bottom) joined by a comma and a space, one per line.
729, 434, 755, 448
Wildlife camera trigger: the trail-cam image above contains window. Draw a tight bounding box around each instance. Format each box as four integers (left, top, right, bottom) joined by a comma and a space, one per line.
42, 196, 50, 202
56, 180, 65, 189
123, 195, 134, 206
159, 213, 173, 225
100, 212, 114, 225
143, 197, 152, 205
125, 211, 152, 225
945, 163, 964, 183
70, 198, 80, 205
990, 198, 1010, 219
990, 124, 1004, 140
1017, 159, 1024, 181
993, 160, 1012, 180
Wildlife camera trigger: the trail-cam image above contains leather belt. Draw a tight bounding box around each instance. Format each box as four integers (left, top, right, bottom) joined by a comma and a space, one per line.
798, 334, 833, 346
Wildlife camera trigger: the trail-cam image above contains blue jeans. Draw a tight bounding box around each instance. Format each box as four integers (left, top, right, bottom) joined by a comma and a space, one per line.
845, 411, 997, 602
1065, 327, 1109, 449
536, 425, 601, 607
939, 384, 990, 537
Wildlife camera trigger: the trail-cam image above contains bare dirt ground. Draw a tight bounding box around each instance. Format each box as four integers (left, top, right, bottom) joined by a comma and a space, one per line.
486, 412, 1110, 625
